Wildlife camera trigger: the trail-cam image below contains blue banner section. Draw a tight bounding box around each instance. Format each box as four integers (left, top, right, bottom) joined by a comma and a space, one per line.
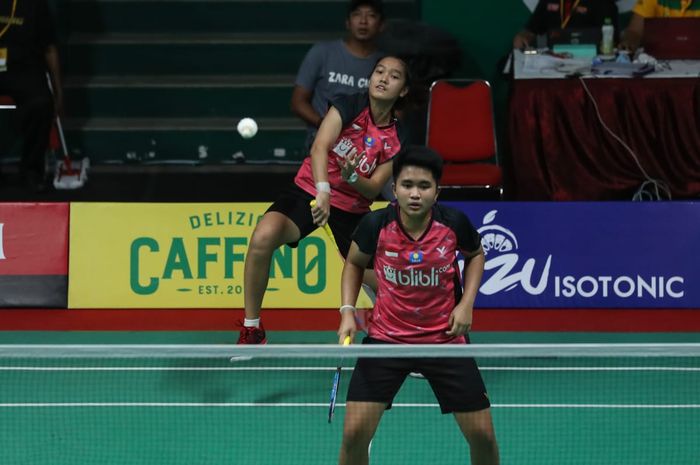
447, 202, 698, 308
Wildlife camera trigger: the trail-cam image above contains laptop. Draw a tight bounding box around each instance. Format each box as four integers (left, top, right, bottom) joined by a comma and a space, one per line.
643, 18, 700, 60
548, 27, 601, 47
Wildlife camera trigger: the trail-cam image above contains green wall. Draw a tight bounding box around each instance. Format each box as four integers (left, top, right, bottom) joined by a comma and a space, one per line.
422, 0, 529, 80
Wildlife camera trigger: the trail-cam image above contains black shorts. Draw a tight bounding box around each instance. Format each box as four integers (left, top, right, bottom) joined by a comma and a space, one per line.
346, 337, 491, 414
266, 184, 367, 259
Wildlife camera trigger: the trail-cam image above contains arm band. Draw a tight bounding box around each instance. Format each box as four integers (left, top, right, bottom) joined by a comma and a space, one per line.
339, 305, 356, 314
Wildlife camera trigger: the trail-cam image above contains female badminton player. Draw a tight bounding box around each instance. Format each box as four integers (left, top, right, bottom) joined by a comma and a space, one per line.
238, 55, 411, 344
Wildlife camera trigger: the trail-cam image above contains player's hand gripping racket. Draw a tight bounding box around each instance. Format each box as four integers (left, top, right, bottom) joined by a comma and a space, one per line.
309, 199, 337, 249
328, 335, 352, 423
310, 199, 372, 334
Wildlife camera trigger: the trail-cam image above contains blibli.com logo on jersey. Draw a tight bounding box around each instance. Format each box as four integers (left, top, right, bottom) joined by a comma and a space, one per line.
333, 138, 378, 175
383, 265, 447, 287
478, 210, 684, 301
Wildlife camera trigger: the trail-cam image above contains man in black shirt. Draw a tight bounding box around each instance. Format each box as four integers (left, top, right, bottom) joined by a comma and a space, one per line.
513, 0, 619, 49
0, 0, 62, 191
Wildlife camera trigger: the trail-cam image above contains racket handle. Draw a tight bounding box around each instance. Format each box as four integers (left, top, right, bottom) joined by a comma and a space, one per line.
309, 200, 335, 241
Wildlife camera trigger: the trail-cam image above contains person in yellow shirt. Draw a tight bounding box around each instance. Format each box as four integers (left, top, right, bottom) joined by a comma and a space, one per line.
621, 0, 700, 51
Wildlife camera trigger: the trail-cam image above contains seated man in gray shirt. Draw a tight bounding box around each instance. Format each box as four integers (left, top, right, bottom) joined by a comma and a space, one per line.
291, 0, 385, 151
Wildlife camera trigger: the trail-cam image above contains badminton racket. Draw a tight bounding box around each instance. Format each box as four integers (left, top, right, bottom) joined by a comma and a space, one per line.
328, 335, 352, 423
309, 199, 337, 250
309, 199, 372, 332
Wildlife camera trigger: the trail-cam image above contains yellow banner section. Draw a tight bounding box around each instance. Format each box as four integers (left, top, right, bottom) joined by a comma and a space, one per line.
69, 203, 376, 309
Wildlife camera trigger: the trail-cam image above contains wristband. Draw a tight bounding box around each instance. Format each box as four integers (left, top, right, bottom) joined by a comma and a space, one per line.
339, 305, 356, 314
315, 182, 331, 193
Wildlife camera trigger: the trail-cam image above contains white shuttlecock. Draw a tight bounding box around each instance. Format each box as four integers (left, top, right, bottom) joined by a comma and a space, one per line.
237, 117, 258, 139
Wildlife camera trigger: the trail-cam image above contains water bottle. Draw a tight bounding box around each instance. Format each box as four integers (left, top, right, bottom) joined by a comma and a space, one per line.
601, 18, 614, 55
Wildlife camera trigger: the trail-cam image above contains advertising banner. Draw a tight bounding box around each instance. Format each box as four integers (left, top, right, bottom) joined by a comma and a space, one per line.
449, 202, 697, 308
68, 203, 374, 309
0, 203, 69, 307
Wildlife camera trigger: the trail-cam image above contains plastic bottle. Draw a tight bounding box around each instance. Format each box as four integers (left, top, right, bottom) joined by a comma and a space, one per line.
601, 18, 614, 56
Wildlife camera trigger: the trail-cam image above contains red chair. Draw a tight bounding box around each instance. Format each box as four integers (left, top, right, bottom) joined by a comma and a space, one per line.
426, 80, 502, 197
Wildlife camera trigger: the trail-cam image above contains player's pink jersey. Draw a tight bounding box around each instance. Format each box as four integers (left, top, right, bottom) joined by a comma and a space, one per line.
353, 203, 483, 344
295, 93, 407, 214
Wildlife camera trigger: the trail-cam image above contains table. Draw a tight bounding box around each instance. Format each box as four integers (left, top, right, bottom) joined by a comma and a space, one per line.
509, 50, 700, 200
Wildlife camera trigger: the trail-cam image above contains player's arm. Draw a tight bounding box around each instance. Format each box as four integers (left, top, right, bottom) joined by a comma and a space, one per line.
338, 242, 371, 343
620, 13, 644, 52
291, 43, 324, 127
513, 30, 536, 49
447, 247, 485, 337
309, 107, 343, 226
290, 85, 323, 128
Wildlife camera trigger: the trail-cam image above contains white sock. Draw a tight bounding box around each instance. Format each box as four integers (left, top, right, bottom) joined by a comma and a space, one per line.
244, 318, 260, 328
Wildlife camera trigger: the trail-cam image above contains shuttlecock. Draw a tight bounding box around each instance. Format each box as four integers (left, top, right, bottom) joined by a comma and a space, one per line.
237, 117, 258, 139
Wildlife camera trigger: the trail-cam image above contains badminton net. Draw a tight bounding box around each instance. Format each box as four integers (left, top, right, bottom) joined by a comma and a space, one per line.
0, 343, 698, 465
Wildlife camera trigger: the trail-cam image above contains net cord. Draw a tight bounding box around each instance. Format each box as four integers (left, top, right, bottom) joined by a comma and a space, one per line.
0, 343, 698, 359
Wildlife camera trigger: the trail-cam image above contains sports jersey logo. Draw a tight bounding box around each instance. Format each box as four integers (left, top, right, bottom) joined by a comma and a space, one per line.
436, 246, 448, 258
332, 138, 354, 158
384, 250, 398, 257
356, 154, 377, 176
383, 141, 392, 151
327, 72, 356, 87
364, 136, 375, 148
383, 265, 440, 287
408, 251, 423, 263
352, 123, 362, 131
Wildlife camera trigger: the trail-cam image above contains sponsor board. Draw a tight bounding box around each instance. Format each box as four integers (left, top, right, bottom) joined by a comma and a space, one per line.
0, 203, 69, 307
449, 202, 697, 308
68, 203, 373, 309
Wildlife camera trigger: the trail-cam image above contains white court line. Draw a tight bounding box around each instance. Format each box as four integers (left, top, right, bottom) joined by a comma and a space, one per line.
481, 367, 700, 372
0, 366, 339, 371
0, 366, 698, 371
0, 402, 698, 409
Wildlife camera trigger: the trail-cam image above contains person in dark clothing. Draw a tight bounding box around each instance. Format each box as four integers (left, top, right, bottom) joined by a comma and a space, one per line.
513, 0, 619, 49
0, 0, 62, 191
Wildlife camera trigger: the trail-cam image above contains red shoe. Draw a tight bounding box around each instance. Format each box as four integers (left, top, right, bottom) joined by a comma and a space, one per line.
237, 323, 267, 344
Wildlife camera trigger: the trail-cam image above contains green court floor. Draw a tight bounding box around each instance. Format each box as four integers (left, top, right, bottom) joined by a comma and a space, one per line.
1, 331, 699, 465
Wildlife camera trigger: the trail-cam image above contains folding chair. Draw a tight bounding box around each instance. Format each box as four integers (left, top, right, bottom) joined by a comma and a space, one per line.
426, 79, 502, 198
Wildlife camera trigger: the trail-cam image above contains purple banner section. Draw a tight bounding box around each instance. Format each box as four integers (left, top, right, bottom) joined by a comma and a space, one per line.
447, 202, 698, 308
